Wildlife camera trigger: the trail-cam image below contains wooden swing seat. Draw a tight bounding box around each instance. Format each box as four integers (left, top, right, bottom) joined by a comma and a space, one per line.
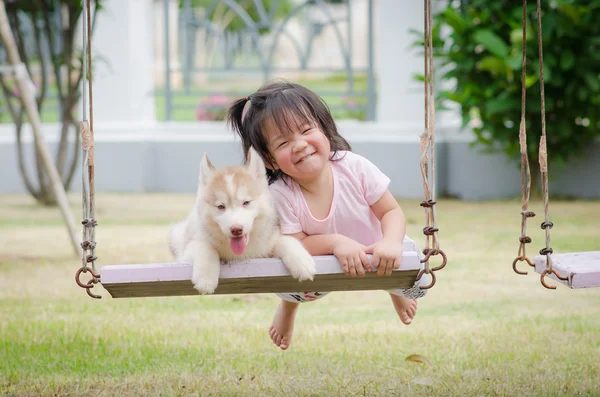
533, 251, 600, 289
100, 251, 422, 298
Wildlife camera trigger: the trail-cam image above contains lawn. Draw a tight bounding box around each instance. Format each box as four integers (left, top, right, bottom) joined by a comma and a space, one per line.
1, 194, 599, 396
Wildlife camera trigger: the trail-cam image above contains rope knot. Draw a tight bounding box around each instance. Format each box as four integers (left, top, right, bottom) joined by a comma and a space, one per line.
422, 226, 439, 236
81, 240, 97, 250
539, 247, 553, 255
420, 199, 437, 208
521, 210, 536, 218
81, 218, 98, 227
540, 221, 553, 230
519, 236, 532, 244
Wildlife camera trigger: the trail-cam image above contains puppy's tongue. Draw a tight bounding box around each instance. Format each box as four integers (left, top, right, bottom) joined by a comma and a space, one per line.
229, 236, 247, 255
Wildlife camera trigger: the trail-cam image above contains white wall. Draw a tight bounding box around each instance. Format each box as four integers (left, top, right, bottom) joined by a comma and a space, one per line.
92, 0, 156, 125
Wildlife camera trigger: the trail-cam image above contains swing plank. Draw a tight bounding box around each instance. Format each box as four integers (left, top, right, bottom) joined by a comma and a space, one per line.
534, 251, 600, 289
100, 251, 422, 298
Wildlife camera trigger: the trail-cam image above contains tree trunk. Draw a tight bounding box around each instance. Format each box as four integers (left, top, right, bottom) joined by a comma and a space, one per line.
0, 0, 79, 255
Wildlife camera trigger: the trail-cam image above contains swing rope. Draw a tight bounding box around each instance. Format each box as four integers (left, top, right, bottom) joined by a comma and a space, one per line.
75, 0, 101, 299
512, 0, 567, 289
416, 0, 447, 290
512, 0, 536, 275
534, 0, 566, 289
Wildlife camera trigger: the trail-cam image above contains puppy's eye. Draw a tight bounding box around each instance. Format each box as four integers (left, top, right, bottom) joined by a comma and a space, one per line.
243, 201, 251, 207
217, 204, 225, 210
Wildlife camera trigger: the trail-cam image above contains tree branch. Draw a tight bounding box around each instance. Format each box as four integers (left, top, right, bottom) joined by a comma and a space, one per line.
0, 75, 40, 199
31, 11, 48, 109
0, 74, 19, 122
38, 0, 64, 102
9, 10, 32, 79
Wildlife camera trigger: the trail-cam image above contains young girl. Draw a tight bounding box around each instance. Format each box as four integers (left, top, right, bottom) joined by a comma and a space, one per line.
227, 80, 427, 350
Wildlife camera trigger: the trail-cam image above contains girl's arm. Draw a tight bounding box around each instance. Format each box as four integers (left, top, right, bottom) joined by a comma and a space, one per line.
286, 232, 371, 276
366, 190, 406, 275
370, 190, 406, 242
286, 231, 340, 256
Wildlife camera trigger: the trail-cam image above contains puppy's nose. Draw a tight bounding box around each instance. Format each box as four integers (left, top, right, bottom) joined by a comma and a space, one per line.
230, 225, 243, 237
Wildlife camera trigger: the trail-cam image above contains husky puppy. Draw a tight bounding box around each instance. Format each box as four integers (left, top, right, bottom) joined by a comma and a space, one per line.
168, 147, 316, 294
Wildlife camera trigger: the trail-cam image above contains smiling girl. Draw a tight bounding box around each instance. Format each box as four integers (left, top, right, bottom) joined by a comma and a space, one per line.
227, 81, 428, 350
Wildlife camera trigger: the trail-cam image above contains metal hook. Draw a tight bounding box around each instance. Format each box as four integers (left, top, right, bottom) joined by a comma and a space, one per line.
75, 267, 101, 298
417, 249, 446, 289
512, 256, 534, 275
416, 268, 436, 290
421, 249, 447, 272
540, 268, 568, 290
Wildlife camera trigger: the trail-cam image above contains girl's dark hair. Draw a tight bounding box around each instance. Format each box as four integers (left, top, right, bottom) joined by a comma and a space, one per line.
227, 79, 351, 185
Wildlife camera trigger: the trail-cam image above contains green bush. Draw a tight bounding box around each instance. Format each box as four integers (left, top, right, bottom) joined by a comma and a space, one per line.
416, 0, 600, 175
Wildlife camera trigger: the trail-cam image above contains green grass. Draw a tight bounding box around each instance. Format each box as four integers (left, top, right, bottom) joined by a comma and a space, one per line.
1, 194, 599, 396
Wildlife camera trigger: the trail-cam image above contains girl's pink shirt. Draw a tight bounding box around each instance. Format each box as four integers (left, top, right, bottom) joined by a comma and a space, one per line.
269, 151, 390, 246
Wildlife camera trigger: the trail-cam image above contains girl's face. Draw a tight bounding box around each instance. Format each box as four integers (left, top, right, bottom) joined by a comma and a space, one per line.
264, 116, 331, 183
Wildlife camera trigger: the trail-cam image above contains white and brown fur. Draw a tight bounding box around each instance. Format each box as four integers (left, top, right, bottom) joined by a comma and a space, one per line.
168, 147, 316, 294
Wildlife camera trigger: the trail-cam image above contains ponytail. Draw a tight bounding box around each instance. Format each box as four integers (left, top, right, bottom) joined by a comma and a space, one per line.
226, 97, 250, 147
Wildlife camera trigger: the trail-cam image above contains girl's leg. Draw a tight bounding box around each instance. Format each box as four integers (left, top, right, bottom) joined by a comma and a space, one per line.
269, 292, 330, 350
269, 299, 299, 350
386, 237, 429, 324
387, 291, 419, 325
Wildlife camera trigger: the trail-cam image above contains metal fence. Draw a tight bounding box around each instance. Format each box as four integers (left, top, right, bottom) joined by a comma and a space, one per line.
160, 0, 376, 121
0, 0, 377, 124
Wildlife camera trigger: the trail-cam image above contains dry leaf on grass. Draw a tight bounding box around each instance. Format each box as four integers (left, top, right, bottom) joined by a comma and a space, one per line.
405, 354, 432, 367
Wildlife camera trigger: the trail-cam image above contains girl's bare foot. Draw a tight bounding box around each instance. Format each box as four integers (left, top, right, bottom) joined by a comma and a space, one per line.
268, 299, 300, 350
390, 293, 418, 325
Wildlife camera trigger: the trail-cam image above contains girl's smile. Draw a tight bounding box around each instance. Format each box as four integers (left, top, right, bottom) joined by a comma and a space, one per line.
264, 117, 331, 183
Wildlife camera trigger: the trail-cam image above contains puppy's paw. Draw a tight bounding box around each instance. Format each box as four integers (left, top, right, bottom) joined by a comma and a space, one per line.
187, 243, 221, 295
286, 249, 316, 281
192, 274, 218, 295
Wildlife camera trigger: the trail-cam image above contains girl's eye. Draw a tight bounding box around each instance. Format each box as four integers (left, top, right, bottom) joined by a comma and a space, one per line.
243, 201, 251, 207
302, 128, 311, 134
277, 141, 287, 149
217, 204, 225, 210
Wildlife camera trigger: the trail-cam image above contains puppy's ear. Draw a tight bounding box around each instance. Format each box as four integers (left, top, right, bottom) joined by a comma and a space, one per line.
199, 153, 215, 186
246, 146, 267, 180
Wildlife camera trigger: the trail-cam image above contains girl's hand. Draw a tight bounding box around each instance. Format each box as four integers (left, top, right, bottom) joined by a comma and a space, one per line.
365, 238, 402, 276
332, 235, 371, 277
